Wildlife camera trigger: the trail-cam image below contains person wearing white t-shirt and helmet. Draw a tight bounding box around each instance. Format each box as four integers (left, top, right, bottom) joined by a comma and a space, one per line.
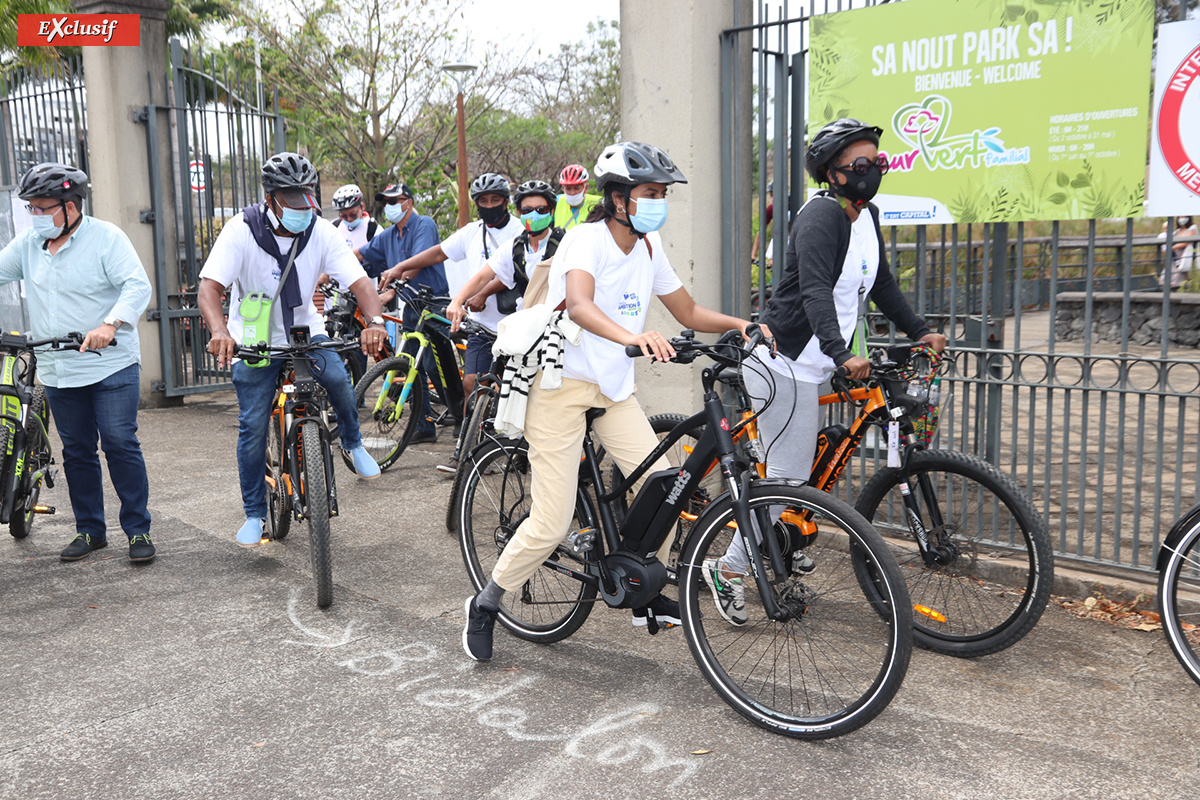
461, 141, 766, 662
378, 172, 523, 442
331, 184, 377, 252
198, 152, 389, 547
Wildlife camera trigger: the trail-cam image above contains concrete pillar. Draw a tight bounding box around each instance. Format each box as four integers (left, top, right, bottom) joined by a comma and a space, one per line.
620, 0, 752, 415
77, 0, 180, 408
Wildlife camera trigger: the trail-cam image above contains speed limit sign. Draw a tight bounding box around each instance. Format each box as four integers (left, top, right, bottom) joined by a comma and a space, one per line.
189, 160, 206, 192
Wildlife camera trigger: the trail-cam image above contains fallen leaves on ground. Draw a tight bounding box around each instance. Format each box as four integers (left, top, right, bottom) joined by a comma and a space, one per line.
1053, 590, 1162, 632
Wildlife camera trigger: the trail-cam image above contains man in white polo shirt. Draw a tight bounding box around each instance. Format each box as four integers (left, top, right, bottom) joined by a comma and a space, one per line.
198, 152, 389, 547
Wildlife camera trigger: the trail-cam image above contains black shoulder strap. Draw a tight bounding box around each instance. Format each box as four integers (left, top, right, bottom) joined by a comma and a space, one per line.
333, 218, 341, 228
367, 220, 378, 240
544, 226, 566, 258
511, 232, 530, 291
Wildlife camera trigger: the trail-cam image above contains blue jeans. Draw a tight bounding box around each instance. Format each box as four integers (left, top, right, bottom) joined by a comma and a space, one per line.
402, 304, 440, 435
43, 364, 151, 541
231, 336, 362, 519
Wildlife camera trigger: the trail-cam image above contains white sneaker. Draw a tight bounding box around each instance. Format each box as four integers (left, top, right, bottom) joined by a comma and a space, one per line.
702, 558, 748, 626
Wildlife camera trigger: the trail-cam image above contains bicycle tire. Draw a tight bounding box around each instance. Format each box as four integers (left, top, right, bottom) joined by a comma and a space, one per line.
457, 437, 597, 643
1158, 514, 1200, 687
301, 419, 334, 608
10, 388, 50, 540
854, 448, 1052, 658
354, 354, 423, 471
446, 389, 498, 534
265, 412, 291, 541
680, 482, 912, 739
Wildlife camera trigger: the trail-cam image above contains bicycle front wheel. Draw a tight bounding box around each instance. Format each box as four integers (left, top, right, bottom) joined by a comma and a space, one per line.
300, 420, 334, 608
10, 388, 50, 539
458, 438, 597, 643
354, 354, 423, 471
855, 449, 1052, 658
680, 483, 912, 739
1158, 513, 1200, 687
446, 388, 498, 534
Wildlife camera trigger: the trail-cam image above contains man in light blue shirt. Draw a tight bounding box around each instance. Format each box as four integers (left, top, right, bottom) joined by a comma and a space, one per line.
0, 163, 154, 563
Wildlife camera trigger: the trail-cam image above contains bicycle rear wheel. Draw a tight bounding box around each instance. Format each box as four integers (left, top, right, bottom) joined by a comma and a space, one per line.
354, 354, 422, 471
10, 388, 50, 540
1158, 512, 1200, 687
854, 449, 1052, 657
458, 438, 597, 643
680, 483, 912, 739
265, 411, 291, 541
300, 420, 334, 608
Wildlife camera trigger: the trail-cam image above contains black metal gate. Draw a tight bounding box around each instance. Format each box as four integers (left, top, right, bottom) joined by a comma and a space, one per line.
141, 39, 286, 397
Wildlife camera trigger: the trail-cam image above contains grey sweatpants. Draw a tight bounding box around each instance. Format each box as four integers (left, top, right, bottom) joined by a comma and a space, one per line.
721, 365, 822, 574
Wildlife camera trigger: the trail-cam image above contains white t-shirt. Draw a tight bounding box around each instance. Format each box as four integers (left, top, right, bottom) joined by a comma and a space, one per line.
485, 232, 551, 313
334, 216, 373, 250
199, 211, 368, 347
441, 217, 525, 331
547, 223, 683, 402
763, 209, 880, 383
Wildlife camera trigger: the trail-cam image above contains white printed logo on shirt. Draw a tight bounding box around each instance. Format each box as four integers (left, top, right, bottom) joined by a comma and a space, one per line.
618, 291, 642, 317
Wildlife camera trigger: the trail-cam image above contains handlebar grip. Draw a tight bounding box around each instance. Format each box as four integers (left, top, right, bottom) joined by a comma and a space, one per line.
625, 343, 646, 358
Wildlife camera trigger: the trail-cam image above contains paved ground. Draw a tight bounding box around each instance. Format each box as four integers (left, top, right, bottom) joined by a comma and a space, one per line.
1, 394, 1197, 800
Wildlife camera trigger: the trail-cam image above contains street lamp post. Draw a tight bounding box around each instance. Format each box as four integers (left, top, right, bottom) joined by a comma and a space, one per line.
441, 62, 477, 228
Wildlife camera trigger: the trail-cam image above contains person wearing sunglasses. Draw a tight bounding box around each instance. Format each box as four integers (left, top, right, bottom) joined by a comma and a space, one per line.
702, 119, 946, 626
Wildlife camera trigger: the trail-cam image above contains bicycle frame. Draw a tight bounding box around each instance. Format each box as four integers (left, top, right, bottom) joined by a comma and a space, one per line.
373, 306, 466, 423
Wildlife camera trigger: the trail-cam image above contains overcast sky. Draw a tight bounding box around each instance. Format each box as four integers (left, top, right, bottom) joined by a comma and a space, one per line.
455, 0, 619, 60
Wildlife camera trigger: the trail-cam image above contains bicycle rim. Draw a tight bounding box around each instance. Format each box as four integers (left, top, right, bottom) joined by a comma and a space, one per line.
1159, 522, 1200, 687
458, 439, 596, 643
354, 355, 421, 470
680, 484, 912, 739
855, 449, 1052, 657
301, 420, 334, 608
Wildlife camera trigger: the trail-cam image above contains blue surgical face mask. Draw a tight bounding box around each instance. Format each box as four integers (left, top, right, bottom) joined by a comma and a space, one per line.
30, 214, 63, 239
280, 207, 313, 234
384, 202, 408, 224
628, 197, 668, 234
520, 209, 553, 233
344, 216, 365, 230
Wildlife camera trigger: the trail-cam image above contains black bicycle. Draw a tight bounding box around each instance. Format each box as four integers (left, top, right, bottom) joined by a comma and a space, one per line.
1157, 503, 1200, 687
455, 327, 913, 739
0, 331, 88, 539
236, 329, 359, 608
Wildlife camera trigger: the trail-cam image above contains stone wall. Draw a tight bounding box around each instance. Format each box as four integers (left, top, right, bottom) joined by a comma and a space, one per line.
1055, 292, 1200, 347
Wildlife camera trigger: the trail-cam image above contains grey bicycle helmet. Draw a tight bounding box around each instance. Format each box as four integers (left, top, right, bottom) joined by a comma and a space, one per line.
594, 141, 687, 192
18, 162, 88, 202
469, 172, 511, 201
332, 184, 364, 209
806, 119, 883, 184
513, 179, 555, 207
261, 152, 319, 192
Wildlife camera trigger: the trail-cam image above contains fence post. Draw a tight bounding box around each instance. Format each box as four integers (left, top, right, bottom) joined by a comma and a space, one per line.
77, 0, 181, 407
984, 221, 1009, 464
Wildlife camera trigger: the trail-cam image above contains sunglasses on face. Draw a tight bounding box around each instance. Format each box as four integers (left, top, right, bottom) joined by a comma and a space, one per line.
520, 205, 552, 215
835, 154, 890, 176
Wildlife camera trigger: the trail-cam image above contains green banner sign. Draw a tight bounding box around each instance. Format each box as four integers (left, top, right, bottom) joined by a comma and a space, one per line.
809, 0, 1154, 224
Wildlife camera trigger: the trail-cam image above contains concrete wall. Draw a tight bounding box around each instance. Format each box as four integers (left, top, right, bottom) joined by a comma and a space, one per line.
78, 0, 179, 407
620, 0, 752, 415
0, 187, 30, 332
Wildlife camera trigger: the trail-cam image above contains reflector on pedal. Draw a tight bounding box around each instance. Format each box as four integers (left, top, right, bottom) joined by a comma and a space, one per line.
914, 604, 947, 623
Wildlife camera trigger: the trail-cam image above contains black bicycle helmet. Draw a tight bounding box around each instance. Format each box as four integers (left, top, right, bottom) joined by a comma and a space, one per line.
469, 172, 511, 202
18, 162, 88, 202
806, 119, 883, 184
594, 141, 687, 192
261, 152, 318, 192
513, 179, 555, 207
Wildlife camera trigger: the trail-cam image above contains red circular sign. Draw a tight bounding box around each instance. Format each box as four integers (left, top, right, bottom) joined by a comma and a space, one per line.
1158, 43, 1200, 197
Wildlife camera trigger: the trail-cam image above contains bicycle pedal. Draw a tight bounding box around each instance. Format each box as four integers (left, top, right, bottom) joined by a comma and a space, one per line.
33, 505, 55, 515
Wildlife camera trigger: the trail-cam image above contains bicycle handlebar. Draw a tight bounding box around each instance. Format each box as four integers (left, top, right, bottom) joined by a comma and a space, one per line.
624, 324, 765, 363
233, 337, 357, 362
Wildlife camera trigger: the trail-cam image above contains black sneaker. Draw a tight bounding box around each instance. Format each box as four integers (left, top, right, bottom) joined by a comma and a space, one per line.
60, 534, 107, 562
128, 534, 156, 563
410, 429, 438, 444
632, 594, 682, 635
463, 596, 497, 661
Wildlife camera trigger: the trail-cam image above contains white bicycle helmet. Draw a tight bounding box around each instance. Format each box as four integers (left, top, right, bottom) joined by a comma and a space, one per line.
594, 142, 687, 192
332, 184, 364, 209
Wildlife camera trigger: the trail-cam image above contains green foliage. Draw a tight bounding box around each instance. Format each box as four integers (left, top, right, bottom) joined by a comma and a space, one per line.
0, 0, 71, 67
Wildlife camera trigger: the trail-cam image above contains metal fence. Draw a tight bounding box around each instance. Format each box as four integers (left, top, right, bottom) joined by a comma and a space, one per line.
143, 39, 286, 397
0, 55, 88, 189
726, 0, 1200, 577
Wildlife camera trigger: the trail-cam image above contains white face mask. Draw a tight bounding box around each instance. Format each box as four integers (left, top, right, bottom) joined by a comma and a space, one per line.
564, 191, 585, 207
384, 202, 408, 224
31, 214, 63, 239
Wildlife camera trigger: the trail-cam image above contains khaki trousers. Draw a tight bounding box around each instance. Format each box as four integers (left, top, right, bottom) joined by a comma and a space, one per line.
492, 376, 673, 591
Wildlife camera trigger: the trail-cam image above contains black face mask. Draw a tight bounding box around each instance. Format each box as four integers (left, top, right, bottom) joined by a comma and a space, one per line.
477, 203, 510, 227
831, 163, 883, 205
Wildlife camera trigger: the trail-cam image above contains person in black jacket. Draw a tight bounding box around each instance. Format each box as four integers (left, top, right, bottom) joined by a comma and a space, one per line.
702, 118, 947, 627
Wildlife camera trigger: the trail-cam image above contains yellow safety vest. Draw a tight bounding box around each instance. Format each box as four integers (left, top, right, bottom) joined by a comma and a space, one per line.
553, 194, 601, 230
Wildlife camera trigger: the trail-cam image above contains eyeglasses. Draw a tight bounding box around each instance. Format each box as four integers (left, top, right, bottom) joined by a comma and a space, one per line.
834, 155, 890, 176
386, 198, 410, 206
338, 210, 362, 220
520, 205, 552, 216
25, 203, 62, 216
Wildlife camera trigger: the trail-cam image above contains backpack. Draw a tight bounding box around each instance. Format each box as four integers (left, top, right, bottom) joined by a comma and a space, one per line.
495, 227, 566, 314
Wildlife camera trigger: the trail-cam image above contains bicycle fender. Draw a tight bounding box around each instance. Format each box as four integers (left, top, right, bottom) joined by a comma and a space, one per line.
1157, 502, 1200, 571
